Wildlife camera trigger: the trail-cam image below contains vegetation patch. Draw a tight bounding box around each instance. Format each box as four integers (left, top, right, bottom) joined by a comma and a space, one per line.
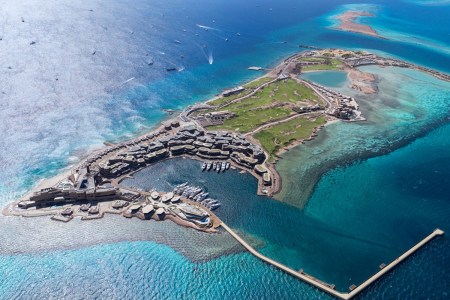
300, 58, 343, 72
205, 79, 321, 133
254, 115, 326, 160
208, 77, 274, 106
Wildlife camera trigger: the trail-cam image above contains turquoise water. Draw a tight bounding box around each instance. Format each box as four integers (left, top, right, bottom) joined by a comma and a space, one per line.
1, 0, 450, 298
277, 65, 450, 207
121, 133, 450, 293
0, 241, 334, 299
301, 71, 348, 88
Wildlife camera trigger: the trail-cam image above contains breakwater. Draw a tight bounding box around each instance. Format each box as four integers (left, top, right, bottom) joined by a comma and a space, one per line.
222, 222, 444, 299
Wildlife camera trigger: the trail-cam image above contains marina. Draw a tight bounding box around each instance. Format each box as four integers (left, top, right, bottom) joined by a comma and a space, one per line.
200, 161, 230, 173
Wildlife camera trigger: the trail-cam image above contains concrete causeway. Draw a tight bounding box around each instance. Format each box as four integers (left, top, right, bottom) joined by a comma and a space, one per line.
221, 223, 444, 299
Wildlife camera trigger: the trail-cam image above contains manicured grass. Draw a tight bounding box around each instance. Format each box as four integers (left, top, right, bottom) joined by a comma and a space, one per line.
298, 57, 326, 62
254, 115, 326, 159
301, 58, 343, 72
206, 79, 320, 133
208, 77, 274, 106
208, 107, 293, 133
205, 79, 318, 133
244, 77, 274, 89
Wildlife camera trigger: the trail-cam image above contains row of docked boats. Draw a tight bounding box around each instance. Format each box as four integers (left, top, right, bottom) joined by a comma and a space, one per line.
201, 161, 230, 173
173, 183, 221, 210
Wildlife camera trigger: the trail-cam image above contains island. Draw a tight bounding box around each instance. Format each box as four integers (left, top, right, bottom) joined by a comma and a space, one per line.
334, 10, 382, 38
3, 48, 448, 299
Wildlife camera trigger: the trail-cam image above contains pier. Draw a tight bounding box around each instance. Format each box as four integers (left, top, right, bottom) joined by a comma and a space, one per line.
221, 223, 444, 299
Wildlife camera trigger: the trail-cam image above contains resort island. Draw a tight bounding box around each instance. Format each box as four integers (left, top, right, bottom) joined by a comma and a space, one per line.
3, 48, 448, 299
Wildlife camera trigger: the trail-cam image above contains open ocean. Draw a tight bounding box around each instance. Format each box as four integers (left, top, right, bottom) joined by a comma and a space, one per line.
1, 0, 449, 299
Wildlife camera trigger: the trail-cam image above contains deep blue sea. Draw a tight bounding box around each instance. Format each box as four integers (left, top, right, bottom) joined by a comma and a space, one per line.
1, 0, 450, 299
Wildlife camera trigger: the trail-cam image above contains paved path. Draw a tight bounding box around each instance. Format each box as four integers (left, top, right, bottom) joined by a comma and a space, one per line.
299, 78, 334, 109
243, 111, 323, 137
218, 77, 280, 109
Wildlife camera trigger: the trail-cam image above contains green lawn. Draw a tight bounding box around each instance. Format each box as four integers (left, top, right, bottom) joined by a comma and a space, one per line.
200, 77, 327, 158
298, 57, 326, 62
301, 58, 343, 72
206, 79, 320, 133
244, 77, 274, 89
208, 77, 274, 106
208, 107, 293, 133
254, 115, 326, 160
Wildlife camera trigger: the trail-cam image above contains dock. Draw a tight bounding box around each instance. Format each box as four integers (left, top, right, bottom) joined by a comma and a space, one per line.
221, 223, 444, 299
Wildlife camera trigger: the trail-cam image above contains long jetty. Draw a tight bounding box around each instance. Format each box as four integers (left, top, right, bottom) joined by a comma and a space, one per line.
221, 223, 444, 299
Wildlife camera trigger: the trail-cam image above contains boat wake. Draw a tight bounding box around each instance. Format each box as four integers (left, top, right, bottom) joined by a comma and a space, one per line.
195, 42, 214, 65
121, 77, 135, 85
196, 24, 220, 31
208, 51, 214, 65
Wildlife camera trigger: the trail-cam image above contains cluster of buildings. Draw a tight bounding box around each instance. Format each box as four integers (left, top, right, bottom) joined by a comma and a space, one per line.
306, 81, 360, 120
17, 118, 275, 217
292, 104, 322, 114
18, 166, 118, 209
297, 59, 327, 69
195, 110, 236, 126
222, 86, 245, 97
122, 190, 213, 228
76, 122, 181, 172
97, 124, 270, 184
19, 178, 215, 229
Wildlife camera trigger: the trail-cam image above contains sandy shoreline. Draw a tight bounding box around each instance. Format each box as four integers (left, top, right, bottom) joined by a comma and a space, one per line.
335, 10, 383, 39
348, 68, 378, 94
